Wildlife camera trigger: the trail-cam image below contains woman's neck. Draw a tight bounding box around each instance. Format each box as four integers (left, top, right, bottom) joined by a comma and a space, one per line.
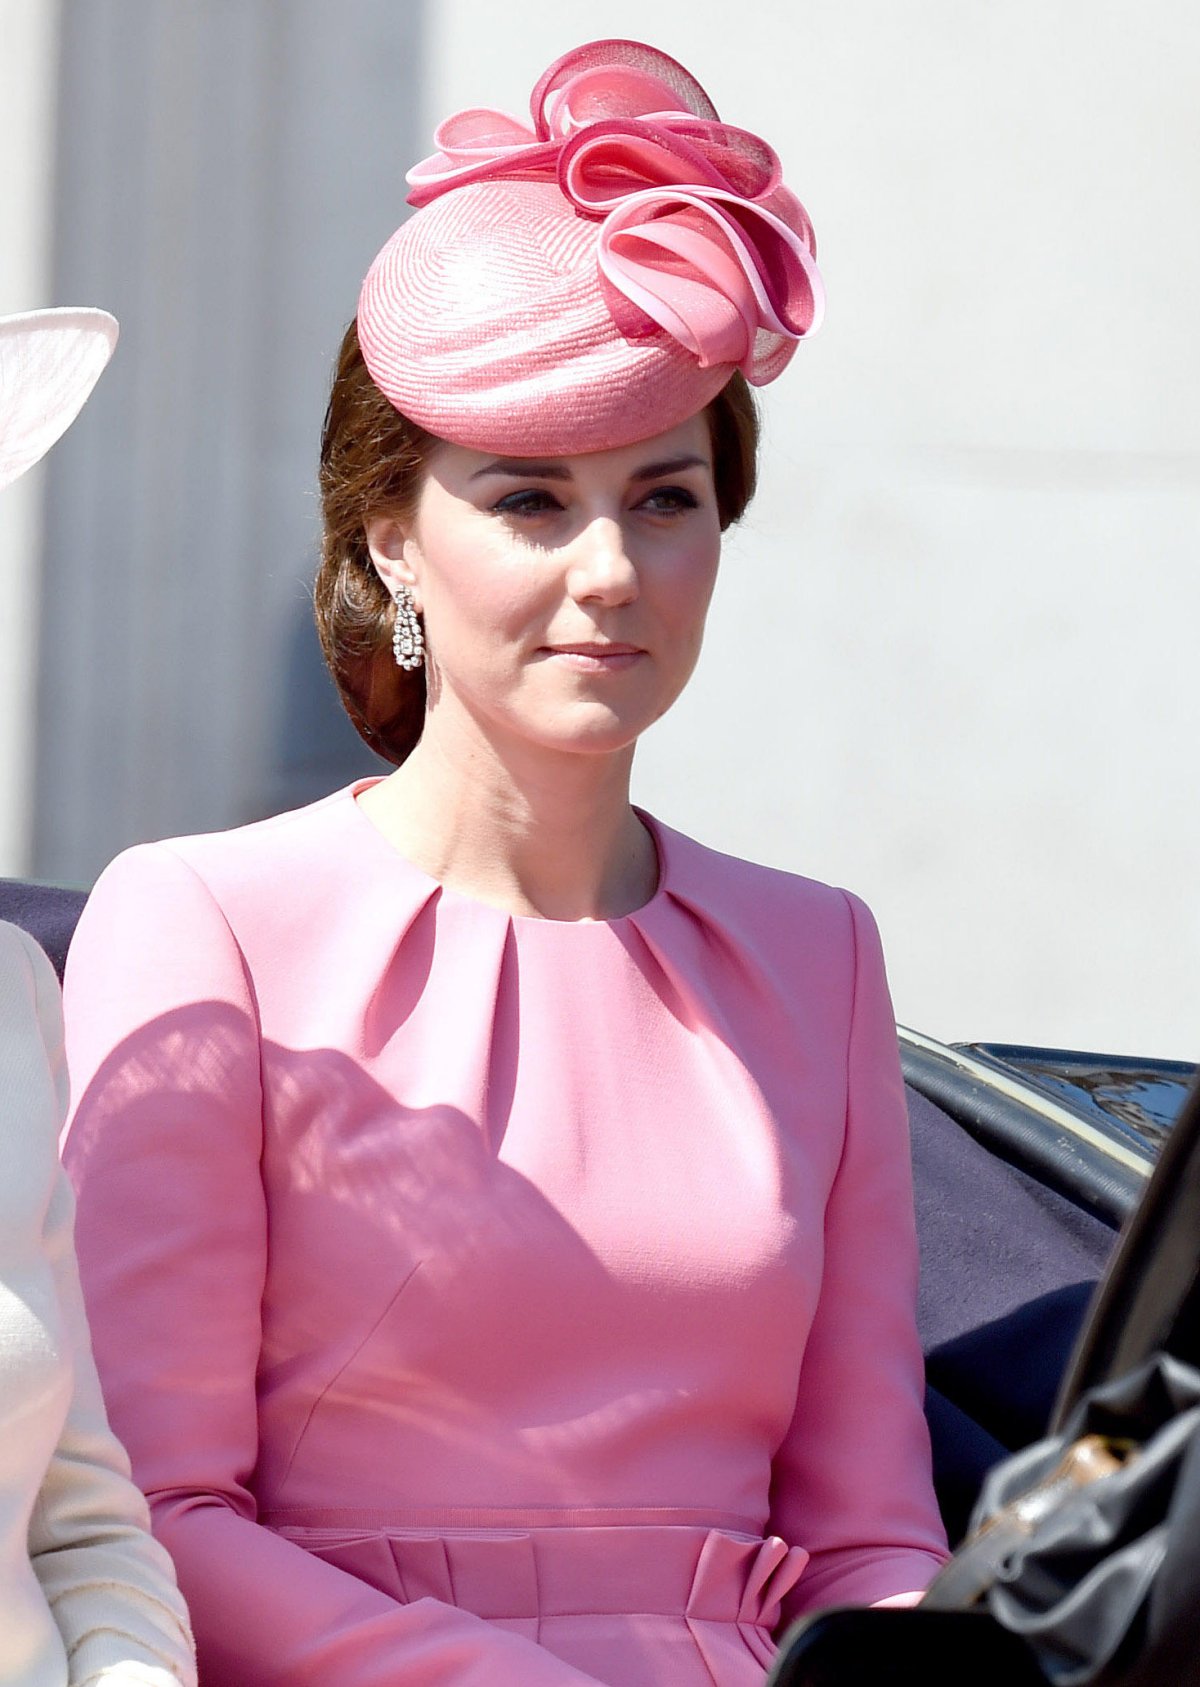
356, 709, 658, 922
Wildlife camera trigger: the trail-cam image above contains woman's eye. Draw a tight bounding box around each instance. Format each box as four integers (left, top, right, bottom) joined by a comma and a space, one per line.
492, 489, 563, 517
640, 485, 700, 515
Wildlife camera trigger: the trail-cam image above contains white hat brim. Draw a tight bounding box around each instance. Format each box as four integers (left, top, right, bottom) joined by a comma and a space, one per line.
0, 307, 119, 492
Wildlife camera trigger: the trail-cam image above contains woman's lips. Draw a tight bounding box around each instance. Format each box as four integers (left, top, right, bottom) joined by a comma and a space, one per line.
541, 644, 645, 672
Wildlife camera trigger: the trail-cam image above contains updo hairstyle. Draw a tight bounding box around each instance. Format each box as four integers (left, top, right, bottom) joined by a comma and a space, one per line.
315, 319, 761, 766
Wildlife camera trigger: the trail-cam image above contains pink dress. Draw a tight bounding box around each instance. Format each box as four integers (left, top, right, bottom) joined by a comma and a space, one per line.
61, 780, 948, 1686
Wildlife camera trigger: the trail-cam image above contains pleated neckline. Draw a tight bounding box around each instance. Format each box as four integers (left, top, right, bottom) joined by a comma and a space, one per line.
341, 777, 672, 934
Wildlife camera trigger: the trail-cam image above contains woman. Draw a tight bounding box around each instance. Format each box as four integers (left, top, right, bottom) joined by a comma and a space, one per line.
61, 40, 949, 1686
0, 307, 195, 1685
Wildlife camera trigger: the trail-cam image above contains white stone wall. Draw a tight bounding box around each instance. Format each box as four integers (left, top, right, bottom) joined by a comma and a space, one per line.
433, 0, 1200, 1056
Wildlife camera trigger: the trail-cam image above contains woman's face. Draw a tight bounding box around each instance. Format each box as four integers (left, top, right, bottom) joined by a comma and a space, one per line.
366, 412, 722, 760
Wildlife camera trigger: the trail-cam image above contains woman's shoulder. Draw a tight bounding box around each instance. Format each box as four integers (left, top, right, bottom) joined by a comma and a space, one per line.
647, 820, 890, 1031
67, 783, 386, 1002
0, 919, 64, 1059
652, 815, 874, 937
0, 921, 67, 1198
0, 916, 58, 981
89, 782, 370, 913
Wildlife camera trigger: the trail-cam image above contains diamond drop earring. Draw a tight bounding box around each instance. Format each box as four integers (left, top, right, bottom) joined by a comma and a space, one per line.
391, 585, 425, 672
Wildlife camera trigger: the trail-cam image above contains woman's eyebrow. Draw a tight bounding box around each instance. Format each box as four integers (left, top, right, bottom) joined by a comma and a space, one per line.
629, 454, 708, 482
469, 459, 572, 481
467, 452, 709, 484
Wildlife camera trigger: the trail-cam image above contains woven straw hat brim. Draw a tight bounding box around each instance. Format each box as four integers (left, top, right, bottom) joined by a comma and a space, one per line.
0, 307, 118, 491
359, 181, 734, 456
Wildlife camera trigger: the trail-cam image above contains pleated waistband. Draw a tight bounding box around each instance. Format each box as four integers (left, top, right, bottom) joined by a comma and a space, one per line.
266, 1516, 808, 1632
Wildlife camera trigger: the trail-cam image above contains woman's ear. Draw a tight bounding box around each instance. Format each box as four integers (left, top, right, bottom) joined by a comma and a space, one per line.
366, 516, 422, 605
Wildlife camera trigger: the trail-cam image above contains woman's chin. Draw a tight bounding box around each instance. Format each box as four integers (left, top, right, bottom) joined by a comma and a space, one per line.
513, 703, 656, 760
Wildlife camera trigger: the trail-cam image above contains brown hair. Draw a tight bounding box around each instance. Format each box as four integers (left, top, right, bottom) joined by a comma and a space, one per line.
315, 320, 760, 766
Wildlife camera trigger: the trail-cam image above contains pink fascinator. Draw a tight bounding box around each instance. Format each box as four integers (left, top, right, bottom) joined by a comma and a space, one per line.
0, 308, 118, 491
358, 39, 823, 454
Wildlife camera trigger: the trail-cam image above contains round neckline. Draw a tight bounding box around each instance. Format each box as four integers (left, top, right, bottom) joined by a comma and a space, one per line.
344, 776, 669, 930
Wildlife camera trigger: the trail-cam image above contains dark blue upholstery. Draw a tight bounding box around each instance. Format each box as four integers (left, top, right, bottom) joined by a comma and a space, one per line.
0, 878, 88, 982
909, 1086, 1118, 1538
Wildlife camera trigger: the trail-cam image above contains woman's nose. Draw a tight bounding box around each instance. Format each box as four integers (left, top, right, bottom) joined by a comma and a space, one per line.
564, 516, 639, 605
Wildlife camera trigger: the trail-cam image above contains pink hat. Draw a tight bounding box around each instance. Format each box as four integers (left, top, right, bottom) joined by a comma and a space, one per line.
0, 307, 118, 491
358, 40, 823, 455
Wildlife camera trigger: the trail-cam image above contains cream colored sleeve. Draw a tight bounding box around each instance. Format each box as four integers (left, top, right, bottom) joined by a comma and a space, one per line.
7, 922, 197, 1687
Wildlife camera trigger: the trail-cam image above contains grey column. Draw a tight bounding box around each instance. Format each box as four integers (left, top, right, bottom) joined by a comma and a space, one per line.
35, 0, 424, 883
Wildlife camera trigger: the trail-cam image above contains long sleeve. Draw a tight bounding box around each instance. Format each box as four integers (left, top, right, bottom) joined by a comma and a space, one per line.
767, 893, 949, 1620
0, 921, 196, 1687
61, 847, 604, 1686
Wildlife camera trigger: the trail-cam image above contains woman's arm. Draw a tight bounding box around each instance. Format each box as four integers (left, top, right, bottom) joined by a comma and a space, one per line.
61, 847, 602, 1686
767, 893, 949, 1621
1, 921, 196, 1687
32, 1168, 199, 1687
